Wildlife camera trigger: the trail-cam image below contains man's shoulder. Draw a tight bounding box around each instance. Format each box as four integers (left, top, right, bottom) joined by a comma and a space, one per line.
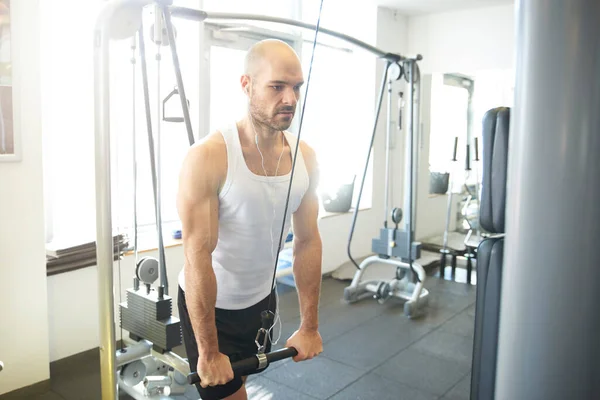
286, 134, 318, 180
182, 131, 228, 186
284, 131, 316, 157
188, 131, 227, 159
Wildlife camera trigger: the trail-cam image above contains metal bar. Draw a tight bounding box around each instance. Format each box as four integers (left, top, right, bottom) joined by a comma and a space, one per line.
138, 22, 168, 291
404, 61, 415, 264
153, 7, 168, 295
383, 77, 393, 227
93, 16, 118, 400
411, 65, 421, 234
94, 1, 163, 397
496, 0, 600, 399
116, 340, 152, 367
168, 6, 412, 62
162, 6, 195, 146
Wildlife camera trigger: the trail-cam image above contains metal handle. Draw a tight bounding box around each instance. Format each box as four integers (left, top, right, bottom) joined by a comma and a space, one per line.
186, 347, 298, 385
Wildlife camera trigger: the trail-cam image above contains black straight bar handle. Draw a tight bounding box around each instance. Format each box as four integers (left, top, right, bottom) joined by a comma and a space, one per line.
466, 144, 471, 170
474, 137, 480, 161
187, 347, 298, 385
452, 136, 458, 161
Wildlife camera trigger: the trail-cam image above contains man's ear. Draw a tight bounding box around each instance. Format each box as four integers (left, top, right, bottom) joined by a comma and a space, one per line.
241, 74, 251, 96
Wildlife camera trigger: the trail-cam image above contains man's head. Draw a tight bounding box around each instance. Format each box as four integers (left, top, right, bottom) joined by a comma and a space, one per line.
241, 39, 304, 131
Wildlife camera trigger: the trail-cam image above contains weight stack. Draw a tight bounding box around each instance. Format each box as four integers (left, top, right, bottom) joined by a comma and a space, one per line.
120, 287, 182, 353
372, 228, 421, 260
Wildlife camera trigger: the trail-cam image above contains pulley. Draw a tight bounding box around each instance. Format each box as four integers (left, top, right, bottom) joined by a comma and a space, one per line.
120, 360, 147, 387
136, 257, 159, 285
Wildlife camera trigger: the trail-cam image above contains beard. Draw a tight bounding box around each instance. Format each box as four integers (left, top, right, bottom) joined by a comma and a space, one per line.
249, 97, 295, 131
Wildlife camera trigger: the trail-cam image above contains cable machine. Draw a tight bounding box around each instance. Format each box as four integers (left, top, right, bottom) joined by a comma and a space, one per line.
343, 54, 429, 318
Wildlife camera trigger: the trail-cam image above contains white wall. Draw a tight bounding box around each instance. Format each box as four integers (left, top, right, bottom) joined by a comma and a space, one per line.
0, 0, 50, 395
408, 3, 515, 75
47, 247, 185, 362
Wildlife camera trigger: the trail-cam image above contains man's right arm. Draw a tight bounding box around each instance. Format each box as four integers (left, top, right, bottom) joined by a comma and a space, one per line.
176, 139, 233, 386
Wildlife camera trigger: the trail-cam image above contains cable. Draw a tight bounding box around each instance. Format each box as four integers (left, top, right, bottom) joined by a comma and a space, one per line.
132, 36, 139, 265
347, 60, 391, 269
262, 0, 324, 344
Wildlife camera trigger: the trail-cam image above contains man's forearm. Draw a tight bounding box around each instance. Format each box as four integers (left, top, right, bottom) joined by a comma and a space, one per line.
184, 248, 219, 360
293, 237, 323, 331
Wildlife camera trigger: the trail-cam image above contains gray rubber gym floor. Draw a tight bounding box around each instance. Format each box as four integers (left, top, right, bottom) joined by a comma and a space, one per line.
5, 270, 475, 400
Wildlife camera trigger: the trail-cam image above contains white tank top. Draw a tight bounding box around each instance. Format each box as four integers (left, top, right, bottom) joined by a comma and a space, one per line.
178, 122, 310, 310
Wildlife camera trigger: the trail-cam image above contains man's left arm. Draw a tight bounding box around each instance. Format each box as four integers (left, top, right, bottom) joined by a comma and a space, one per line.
286, 141, 323, 361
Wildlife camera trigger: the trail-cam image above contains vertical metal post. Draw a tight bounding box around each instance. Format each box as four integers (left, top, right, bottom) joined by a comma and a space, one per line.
138, 20, 169, 294
410, 66, 420, 232
496, 1, 600, 399
153, 6, 168, 296
404, 60, 415, 257
93, 20, 118, 400
383, 77, 393, 227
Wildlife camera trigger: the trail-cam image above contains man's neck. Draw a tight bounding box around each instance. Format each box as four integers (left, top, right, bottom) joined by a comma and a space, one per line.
242, 116, 282, 151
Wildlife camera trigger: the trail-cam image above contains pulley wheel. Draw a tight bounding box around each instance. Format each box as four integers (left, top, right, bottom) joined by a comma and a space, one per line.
136, 257, 159, 285
375, 282, 391, 300
387, 62, 403, 81
120, 360, 147, 387
150, 21, 176, 46
391, 207, 403, 225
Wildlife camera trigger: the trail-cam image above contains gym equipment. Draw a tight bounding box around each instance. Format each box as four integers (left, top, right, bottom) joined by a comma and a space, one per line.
113, 5, 187, 398
344, 60, 429, 318
437, 74, 482, 284
187, 347, 298, 385
162, 86, 189, 123
470, 107, 509, 400
94, 1, 423, 398
438, 134, 481, 283
490, 1, 600, 398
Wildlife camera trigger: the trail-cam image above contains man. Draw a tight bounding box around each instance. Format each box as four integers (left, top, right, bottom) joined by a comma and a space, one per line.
176, 39, 323, 400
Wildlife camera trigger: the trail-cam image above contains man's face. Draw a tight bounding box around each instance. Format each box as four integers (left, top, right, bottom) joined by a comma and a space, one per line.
245, 58, 304, 131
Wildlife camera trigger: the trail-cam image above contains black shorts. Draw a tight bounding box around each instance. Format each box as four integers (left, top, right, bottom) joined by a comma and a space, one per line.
178, 286, 277, 400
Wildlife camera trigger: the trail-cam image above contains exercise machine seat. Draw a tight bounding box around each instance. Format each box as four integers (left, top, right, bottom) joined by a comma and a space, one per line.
470, 107, 510, 400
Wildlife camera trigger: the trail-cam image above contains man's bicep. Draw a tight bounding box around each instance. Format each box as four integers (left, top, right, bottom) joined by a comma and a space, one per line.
292, 190, 320, 242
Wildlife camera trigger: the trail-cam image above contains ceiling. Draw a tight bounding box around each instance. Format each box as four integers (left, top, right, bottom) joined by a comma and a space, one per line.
371, 0, 514, 15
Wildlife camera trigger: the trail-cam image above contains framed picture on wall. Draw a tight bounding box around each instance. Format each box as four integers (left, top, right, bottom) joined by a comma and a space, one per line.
0, 0, 18, 162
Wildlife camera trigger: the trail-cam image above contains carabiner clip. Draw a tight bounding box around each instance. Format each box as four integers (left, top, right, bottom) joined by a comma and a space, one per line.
255, 328, 269, 354
255, 310, 275, 354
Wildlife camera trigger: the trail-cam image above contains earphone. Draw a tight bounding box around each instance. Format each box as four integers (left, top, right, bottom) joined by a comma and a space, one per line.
251, 117, 286, 345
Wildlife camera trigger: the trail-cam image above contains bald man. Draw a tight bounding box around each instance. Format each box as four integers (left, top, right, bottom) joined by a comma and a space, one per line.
176, 39, 323, 400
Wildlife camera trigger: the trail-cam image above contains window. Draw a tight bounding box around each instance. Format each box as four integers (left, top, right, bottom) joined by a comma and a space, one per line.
429, 70, 515, 194
41, 0, 107, 244
298, 0, 377, 210
41, 0, 201, 246
297, 42, 374, 208
429, 74, 472, 193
